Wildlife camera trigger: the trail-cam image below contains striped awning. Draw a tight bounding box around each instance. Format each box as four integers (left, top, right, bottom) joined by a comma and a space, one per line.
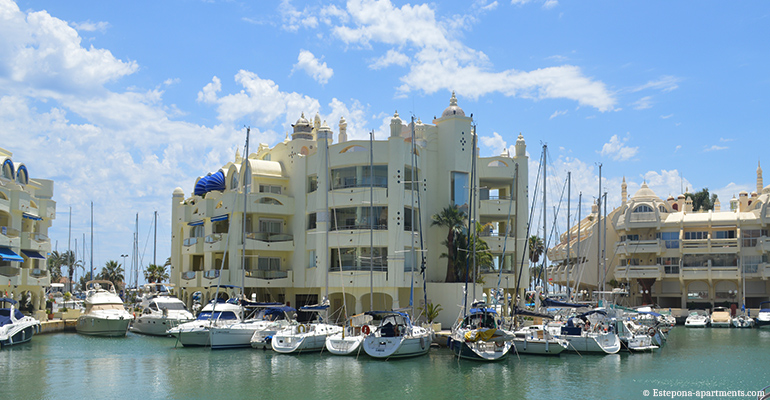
0, 247, 24, 262
22, 212, 42, 221
211, 214, 229, 222
188, 220, 204, 226
22, 250, 46, 260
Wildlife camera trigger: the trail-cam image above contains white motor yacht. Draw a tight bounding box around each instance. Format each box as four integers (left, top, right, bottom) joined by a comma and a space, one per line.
271, 305, 342, 354
130, 293, 194, 336
76, 280, 132, 337
0, 297, 40, 347
362, 311, 433, 359
732, 313, 755, 328
167, 299, 242, 346
209, 303, 295, 350
754, 302, 770, 329
710, 307, 732, 328
614, 319, 658, 352
684, 310, 710, 328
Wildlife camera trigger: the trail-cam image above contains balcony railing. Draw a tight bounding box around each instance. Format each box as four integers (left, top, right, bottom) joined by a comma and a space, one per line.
30, 268, 48, 278
245, 269, 289, 279
0, 266, 20, 277
205, 233, 226, 243
330, 264, 387, 272
329, 224, 387, 231
30, 233, 50, 242
203, 270, 220, 279
1, 226, 20, 238
181, 271, 197, 280
183, 237, 199, 246
245, 232, 293, 242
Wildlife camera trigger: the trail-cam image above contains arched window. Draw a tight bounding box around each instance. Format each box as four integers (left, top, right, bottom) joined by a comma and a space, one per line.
259, 197, 283, 205
340, 145, 367, 153
633, 205, 654, 213
2, 159, 13, 180
487, 160, 508, 167
16, 165, 28, 185
658, 205, 667, 213
230, 171, 239, 191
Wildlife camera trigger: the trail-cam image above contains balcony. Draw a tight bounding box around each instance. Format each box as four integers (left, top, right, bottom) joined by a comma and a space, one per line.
681, 266, 709, 280
203, 269, 221, 279
244, 270, 293, 287
478, 232, 516, 252
1, 226, 21, 248
181, 271, 197, 280
762, 263, 770, 280
21, 232, 50, 252
182, 237, 204, 255
615, 239, 663, 256
0, 265, 20, 277
622, 264, 662, 280
204, 233, 228, 252
30, 268, 48, 278
245, 232, 294, 252
757, 237, 770, 252
245, 269, 289, 279
682, 238, 738, 253
710, 265, 739, 280
479, 198, 516, 218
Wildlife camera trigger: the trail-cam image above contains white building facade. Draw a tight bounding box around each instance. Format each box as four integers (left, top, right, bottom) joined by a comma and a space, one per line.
0, 147, 56, 317
169, 95, 530, 327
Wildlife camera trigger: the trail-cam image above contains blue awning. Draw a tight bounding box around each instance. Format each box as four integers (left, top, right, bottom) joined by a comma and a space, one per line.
188, 220, 204, 226
205, 170, 226, 193
211, 214, 229, 222
194, 175, 210, 196
21, 250, 46, 260
0, 247, 24, 262
22, 212, 42, 221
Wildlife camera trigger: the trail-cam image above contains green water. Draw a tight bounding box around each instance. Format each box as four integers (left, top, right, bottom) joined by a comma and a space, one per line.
1, 328, 768, 400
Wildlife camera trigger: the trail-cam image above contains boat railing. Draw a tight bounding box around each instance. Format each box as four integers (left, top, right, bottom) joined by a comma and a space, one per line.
758, 385, 770, 400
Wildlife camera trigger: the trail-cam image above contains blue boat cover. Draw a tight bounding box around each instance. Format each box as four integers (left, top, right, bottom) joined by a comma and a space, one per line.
469, 307, 497, 314
299, 305, 330, 311
0, 247, 23, 262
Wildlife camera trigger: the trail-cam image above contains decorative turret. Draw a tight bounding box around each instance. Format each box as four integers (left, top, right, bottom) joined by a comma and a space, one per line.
390, 111, 402, 138
338, 116, 348, 143
730, 194, 738, 212
758, 161, 763, 195
515, 133, 526, 157
291, 112, 314, 140
314, 112, 321, 132
685, 196, 694, 212
235, 148, 242, 164
621, 177, 628, 206
317, 119, 332, 144
713, 196, 721, 212
738, 191, 749, 212
441, 91, 465, 118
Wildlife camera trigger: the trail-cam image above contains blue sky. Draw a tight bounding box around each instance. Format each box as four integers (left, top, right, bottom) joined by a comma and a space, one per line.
2, 0, 768, 282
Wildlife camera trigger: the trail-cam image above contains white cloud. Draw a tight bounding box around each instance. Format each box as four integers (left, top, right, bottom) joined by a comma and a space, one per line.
197, 76, 221, 104
369, 49, 410, 70
549, 109, 567, 119
632, 75, 680, 93
660, 114, 673, 119
292, 50, 333, 85
479, 132, 508, 155
599, 134, 638, 161
71, 20, 110, 33
326, 0, 614, 111
704, 145, 728, 152
0, 1, 138, 95
543, 0, 558, 9
640, 169, 691, 199
278, 0, 318, 31
674, 145, 681, 152
632, 96, 653, 110
719, 137, 734, 142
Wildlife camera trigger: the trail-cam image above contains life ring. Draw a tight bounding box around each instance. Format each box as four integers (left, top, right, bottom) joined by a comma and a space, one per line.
298, 324, 307, 333
647, 327, 656, 336
362, 325, 371, 335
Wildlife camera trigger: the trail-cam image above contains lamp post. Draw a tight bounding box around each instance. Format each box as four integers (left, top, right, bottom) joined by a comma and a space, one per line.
120, 254, 128, 281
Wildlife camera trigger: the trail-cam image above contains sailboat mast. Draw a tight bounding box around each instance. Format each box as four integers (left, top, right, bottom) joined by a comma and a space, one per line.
471, 127, 478, 303
135, 213, 139, 292
90, 202, 93, 281
574, 192, 582, 299
242, 128, 250, 298
369, 130, 374, 312
153, 210, 157, 266
542, 144, 547, 295
566, 172, 571, 299
597, 163, 602, 303
67, 206, 71, 292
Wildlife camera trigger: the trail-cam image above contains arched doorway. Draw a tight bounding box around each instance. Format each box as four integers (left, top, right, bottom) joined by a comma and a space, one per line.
359, 293, 393, 312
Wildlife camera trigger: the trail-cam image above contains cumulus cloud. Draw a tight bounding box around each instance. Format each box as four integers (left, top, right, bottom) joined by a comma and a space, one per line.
704, 145, 728, 152
0, 1, 137, 95
278, 0, 318, 31
632, 96, 653, 110
292, 50, 333, 85
599, 134, 638, 161
640, 169, 691, 198
70, 20, 110, 33
479, 132, 509, 155
369, 49, 410, 70
325, 0, 614, 111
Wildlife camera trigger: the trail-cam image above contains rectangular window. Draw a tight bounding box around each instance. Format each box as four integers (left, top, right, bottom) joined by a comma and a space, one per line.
714, 230, 736, 239
741, 229, 767, 247
362, 165, 388, 187
657, 232, 680, 248
259, 184, 281, 194
404, 166, 419, 191
657, 257, 680, 274
258, 257, 281, 271
403, 207, 414, 231
743, 255, 761, 273
451, 171, 469, 209
308, 250, 316, 269
684, 231, 707, 240
259, 219, 282, 234
307, 175, 318, 193
308, 213, 317, 230
331, 166, 357, 189
330, 247, 387, 271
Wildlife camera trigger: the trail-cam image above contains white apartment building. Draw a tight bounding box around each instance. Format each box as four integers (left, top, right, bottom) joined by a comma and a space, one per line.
169, 94, 530, 327
0, 147, 56, 317
549, 166, 770, 309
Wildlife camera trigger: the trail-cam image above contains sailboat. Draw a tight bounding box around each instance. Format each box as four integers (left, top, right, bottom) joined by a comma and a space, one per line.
271, 304, 342, 353
449, 127, 513, 361
734, 261, 755, 328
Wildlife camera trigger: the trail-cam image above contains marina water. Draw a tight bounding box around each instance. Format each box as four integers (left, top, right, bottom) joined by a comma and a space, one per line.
2, 328, 768, 399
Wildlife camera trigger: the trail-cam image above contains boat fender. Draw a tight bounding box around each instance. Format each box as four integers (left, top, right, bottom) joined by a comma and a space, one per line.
648, 327, 656, 337
362, 325, 371, 335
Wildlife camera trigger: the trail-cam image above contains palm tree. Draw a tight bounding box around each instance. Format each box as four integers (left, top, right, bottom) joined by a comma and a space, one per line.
144, 264, 169, 283
431, 204, 467, 282
99, 260, 125, 291
447, 221, 494, 283
528, 235, 545, 287
47, 250, 65, 282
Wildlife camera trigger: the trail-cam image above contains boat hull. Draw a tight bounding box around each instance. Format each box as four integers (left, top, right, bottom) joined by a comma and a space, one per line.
363, 334, 431, 359
210, 326, 261, 349
0, 323, 39, 347
167, 326, 211, 346
449, 337, 511, 361
272, 324, 342, 354
76, 316, 131, 337
130, 316, 192, 336
511, 337, 567, 355
732, 316, 755, 328
558, 333, 620, 354
325, 334, 365, 356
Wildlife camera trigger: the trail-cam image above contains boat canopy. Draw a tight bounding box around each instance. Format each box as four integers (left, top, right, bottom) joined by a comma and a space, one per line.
637, 311, 662, 317
512, 306, 553, 319
542, 297, 590, 308
578, 309, 608, 320
241, 300, 283, 307
365, 310, 408, 318
299, 304, 330, 311
759, 301, 770, 312
0, 297, 19, 305
469, 307, 497, 314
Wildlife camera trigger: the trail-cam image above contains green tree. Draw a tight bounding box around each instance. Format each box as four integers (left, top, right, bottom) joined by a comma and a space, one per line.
78, 271, 94, 292
98, 260, 125, 291
683, 188, 718, 212
47, 250, 65, 283
431, 204, 467, 282
144, 264, 169, 283
528, 235, 545, 287
447, 221, 494, 283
